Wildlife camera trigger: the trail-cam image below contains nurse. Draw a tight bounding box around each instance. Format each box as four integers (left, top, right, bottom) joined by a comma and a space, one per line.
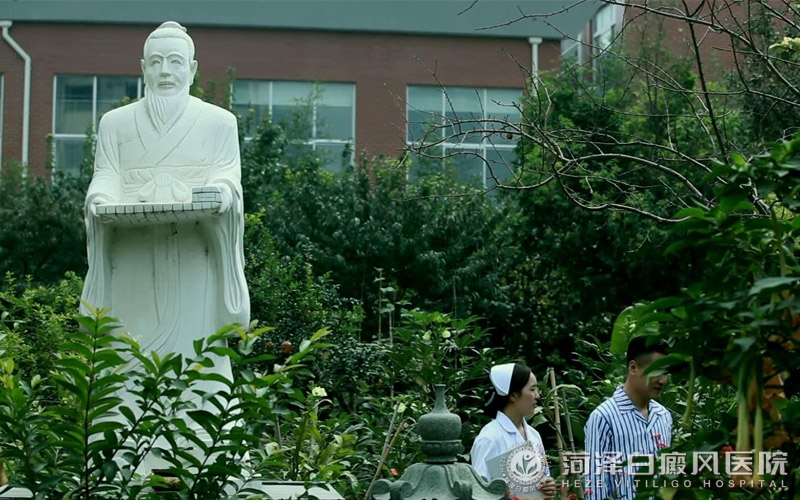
470, 362, 557, 498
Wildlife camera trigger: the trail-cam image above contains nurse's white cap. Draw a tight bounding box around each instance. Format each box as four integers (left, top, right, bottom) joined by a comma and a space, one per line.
489, 362, 515, 396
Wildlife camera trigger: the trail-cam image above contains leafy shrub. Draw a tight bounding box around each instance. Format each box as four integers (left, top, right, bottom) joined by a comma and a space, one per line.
0, 164, 88, 285
0, 272, 82, 385
0, 309, 359, 499
243, 213, 371, 409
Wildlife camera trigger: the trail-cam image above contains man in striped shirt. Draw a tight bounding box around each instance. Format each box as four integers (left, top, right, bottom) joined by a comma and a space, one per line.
584, 336, 672, 500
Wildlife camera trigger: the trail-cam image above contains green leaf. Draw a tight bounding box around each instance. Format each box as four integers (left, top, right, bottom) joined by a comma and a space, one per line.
733, 337, 757, 352
310, 327, 330, 342
673, 207, 708, 219
61, 340, 93, 359
645, 354, 687, 376
719, 193, 754, 215
748, 277, 797, 296
611, 303, 658, 356
118, 405, 137, 424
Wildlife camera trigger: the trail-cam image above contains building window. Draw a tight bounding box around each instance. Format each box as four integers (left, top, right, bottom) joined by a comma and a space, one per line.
406, 85, 523, 188
561, 32, 584, 67
232, 80, 356, 173
593, 4, 618, 56
52, 75, 142, 172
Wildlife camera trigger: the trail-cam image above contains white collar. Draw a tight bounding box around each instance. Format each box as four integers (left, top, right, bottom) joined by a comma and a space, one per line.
495, 410, 528, 436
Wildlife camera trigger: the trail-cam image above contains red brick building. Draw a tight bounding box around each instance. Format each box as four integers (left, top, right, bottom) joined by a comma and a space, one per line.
567, 2, 747, 78
0, 0, 595, 182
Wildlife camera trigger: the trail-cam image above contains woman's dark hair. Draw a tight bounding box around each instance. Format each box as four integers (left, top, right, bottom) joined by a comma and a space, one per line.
484, 363, 531, 418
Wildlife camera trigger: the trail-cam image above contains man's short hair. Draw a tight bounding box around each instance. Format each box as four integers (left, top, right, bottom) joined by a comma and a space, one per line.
143, 21, 195, 60
626, 335, 669, 365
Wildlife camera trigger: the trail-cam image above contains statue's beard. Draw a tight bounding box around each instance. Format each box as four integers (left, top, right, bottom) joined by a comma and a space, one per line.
144, 86, 190, 131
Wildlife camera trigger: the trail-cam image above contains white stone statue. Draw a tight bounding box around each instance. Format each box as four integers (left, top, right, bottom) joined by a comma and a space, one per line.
80, 20, 250, 468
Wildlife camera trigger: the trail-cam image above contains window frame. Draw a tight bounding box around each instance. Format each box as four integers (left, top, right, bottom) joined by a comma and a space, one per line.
405, 84, 523, 189
232, 79, 356, 172
51, 74, 143, 172
592, 4, 619, 57
561, 32, 584, 67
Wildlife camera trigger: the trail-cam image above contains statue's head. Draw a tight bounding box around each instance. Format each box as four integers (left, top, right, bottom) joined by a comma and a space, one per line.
141, 21, 198, 98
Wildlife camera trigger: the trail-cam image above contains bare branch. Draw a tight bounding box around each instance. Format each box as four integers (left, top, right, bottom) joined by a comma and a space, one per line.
457, 0, 481, 16
395, 1, 796, 220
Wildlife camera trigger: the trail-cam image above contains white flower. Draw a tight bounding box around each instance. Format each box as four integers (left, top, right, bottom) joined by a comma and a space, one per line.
441, 329, 451, 339
422, 331, 431, 341
312, 386, 328, 398
397, 402, 407, 414
273, 363, 284, 373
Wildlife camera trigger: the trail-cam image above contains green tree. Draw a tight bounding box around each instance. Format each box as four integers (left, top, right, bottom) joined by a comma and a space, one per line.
0, 160, 89, 286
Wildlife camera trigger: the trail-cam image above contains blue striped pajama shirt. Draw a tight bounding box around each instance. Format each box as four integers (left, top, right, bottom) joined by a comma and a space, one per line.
584, 386, 673, 500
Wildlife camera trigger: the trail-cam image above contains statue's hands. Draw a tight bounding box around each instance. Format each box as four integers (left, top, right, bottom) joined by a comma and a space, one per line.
217, 184, 233, 214
87, 196, 112, 217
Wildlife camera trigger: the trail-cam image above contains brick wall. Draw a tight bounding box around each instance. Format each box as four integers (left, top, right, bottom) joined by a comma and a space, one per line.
0, 32, 25, 171
622, 0, 741, 75
0, 22, 558, 176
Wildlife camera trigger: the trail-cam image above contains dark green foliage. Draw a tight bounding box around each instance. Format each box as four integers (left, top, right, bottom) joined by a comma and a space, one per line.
0, 311, 344, 499
314, 334, 384, 413
0, 163, 89, 285
245, 213, 359, 347
241, 124, 516, 345
243, 213, 378, 412
609, 135, 800, 500
381, 309, 500, 430
519, 49, 722, 222
500, 42, 715, 371
0, 272, 82, 385
497, 179, 698, 366
737, 4, 800, 145
239, 114, 289, 214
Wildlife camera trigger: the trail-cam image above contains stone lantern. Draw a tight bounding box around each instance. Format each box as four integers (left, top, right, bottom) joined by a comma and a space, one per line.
371, 384, 508, 500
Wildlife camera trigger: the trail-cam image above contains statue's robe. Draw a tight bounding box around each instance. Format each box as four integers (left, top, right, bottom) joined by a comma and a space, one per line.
80, 96, 250, 458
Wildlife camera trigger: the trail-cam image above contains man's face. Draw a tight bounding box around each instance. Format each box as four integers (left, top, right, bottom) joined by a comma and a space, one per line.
631, 352, 668, 400
141, 37, 197, 97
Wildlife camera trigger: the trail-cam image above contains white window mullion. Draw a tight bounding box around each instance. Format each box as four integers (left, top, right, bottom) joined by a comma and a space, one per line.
481, 88, 487, 187
311, 84, 318, 142
51, 75, 58, 171
482, 88, 489, 144
350, 84, 356, 145
92, 76, 98, 133
441, 88, 447, 141
51, 75, 58, 136
268, 82, 274, 125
